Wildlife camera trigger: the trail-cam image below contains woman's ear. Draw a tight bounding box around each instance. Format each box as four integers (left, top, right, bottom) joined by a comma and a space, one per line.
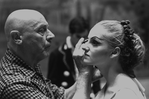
10, 30, 22, 44
111, 47, 120, 58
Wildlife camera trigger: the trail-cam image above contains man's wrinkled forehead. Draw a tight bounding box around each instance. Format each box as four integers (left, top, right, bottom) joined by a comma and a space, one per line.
7, 9, 48, 29
9, 9, 44, 21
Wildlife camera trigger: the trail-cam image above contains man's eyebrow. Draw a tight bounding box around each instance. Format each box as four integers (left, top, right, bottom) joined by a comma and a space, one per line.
34, 24, 48, 30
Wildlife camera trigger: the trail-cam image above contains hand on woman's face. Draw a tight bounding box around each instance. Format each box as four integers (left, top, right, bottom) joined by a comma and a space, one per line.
73, 38, 93, 73
73, 38, 85, 58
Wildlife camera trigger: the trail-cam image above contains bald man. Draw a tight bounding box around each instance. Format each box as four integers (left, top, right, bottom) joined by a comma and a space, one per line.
0, 9, 94, 99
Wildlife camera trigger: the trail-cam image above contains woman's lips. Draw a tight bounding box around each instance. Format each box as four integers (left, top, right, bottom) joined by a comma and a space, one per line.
83, 53, 89, 58
84, 53, 89, 56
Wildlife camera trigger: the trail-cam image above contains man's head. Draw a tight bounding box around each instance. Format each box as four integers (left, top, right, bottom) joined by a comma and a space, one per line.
69, 17, 89, 46
4, 9, 55, 65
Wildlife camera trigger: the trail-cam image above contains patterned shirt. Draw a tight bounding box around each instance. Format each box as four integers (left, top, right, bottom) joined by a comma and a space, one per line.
0, 48, 65, 99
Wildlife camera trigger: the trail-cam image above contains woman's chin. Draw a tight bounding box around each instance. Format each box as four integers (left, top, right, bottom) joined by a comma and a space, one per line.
82, 59, 92, 65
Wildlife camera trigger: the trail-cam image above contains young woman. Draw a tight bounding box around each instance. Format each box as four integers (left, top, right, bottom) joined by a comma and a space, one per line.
74, 20, 147, 99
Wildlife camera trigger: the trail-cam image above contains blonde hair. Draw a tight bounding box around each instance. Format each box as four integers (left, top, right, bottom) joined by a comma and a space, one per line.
99, 20, 145, 78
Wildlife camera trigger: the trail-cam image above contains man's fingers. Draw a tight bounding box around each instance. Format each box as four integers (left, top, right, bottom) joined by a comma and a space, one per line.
75, 38, 84, 49
73, 38, 85, 57
92, 67, 103, 82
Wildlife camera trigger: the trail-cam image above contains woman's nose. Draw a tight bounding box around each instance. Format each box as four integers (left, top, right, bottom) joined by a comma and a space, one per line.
46, 30, 55, 42
82, 44, 89, 52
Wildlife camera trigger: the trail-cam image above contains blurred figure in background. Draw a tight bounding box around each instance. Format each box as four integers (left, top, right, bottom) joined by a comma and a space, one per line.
47, 16, 101, 98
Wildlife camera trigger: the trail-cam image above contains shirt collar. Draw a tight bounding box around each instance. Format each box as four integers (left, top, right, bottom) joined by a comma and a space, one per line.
4, 48, 37, 77
66, 36, 74, 50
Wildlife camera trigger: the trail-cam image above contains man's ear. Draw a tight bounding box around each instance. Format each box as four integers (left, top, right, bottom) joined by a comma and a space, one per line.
10, 30, 22, 44
111, 47, 120, 58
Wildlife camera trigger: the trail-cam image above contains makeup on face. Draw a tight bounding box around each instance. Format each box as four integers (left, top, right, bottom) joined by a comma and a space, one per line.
83, 36, 104, 47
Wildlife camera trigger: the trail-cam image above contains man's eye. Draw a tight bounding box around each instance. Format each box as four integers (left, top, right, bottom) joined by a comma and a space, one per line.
37, 27, 46, 36
38, 28, 46, 33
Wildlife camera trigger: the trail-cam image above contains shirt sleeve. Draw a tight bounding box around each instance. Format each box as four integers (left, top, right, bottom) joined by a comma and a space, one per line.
1, 83, 51, 99
47, 80, 65, 99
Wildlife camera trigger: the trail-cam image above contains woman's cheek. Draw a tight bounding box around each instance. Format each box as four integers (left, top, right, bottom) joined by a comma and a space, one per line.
92, 48, 110, 60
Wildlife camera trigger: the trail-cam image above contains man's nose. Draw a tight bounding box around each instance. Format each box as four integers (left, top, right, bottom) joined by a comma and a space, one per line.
46, 30, 55, 42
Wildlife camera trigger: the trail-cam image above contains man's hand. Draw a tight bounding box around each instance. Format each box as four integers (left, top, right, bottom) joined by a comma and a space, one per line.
92, 66, 103, 82
73, 38, 92, 73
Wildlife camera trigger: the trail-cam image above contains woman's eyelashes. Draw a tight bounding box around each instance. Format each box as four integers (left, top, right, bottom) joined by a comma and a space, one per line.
90, 37, 101, 46
82, 37, 101, 47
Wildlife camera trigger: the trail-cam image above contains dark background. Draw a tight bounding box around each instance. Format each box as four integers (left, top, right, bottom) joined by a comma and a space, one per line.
0, 0, 149, 98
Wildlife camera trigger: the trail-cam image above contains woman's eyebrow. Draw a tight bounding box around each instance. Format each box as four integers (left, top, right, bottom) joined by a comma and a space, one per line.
91, 36, 104, 41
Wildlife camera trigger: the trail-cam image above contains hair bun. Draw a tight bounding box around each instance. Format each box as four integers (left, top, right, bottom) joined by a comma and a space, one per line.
120, 20, 130, 26
120, 20, 134, 37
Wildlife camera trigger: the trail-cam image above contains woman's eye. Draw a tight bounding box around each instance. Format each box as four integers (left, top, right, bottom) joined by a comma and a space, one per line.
91, 39, 100, 46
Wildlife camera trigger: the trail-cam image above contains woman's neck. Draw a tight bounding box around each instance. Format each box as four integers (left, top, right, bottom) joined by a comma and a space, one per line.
101, 62, 123, 87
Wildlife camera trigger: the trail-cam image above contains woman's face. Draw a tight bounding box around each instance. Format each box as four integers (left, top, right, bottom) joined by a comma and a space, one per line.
82, 24, 113, 67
